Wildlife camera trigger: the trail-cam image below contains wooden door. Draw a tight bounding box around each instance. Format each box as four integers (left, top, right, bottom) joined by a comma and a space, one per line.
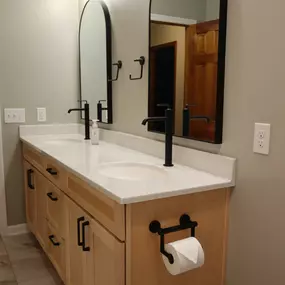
35, 172, 48, 249
86, 218, 125, 285
67, 198, 92, 285
23, 161, 37, 233
185, 20, 219, 142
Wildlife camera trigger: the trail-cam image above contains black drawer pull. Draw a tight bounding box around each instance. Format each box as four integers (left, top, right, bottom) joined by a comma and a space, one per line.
82, 221, 90, 252
47, 192, 58, 202
46, 168, 58, 176
27, 169, 35, 190
77, 217, 85, 247
49, 235, 60, 246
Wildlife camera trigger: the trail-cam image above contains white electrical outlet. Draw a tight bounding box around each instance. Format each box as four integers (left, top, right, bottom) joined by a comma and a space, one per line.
4, 108, 26, 123
253, 123, 271, 155
37, 108, 46, 122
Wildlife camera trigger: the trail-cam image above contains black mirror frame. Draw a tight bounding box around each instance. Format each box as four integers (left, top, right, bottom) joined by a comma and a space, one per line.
148, 0, 228, 144
79, 0, 113, 124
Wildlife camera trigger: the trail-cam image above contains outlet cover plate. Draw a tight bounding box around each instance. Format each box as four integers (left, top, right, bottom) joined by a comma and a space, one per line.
253, 123, 271, 155
37, 108, 46, 122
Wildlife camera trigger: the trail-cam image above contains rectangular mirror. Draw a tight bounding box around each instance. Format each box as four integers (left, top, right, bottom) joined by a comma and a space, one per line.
79, 0, 112, 124
148, 0, 227, 143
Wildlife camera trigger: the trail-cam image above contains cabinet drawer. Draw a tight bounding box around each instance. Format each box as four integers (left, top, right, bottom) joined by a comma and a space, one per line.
46, 181, 67, 239
67, 174, 125, 241
23, 144, 45, 173
47, 223, 66, 282
45, 156, 67, 190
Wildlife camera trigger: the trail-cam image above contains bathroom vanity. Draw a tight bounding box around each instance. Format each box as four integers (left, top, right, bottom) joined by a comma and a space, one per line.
20, 125, 235, 285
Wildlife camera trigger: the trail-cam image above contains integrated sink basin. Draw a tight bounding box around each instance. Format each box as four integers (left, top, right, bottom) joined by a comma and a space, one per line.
99, 162, 166, 181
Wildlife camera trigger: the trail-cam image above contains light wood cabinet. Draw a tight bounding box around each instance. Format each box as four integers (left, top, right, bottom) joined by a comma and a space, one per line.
23, 142, 230, 285
88, 218, 125, 285
66, 199, 90, 285
35, 172, 48, 249
47, 223, 66, 282
23, 161, 37, 233
67, 198, 125, 285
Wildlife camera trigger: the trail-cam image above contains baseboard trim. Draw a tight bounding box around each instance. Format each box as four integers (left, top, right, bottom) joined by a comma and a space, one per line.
2, 223, 29, 236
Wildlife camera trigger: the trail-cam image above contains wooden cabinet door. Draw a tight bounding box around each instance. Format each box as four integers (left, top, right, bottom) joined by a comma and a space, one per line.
67, 199, 92, 285
23, 160, 37, 233
35, 173, 48, 249
47, 222, 66, 282
86, 218, 125, 285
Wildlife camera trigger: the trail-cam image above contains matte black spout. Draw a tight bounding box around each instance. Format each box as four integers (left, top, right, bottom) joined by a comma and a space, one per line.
68, 108, 83, 114
68, 102, 90, 140
142, 117, 166, 126
142, 109, 174, 167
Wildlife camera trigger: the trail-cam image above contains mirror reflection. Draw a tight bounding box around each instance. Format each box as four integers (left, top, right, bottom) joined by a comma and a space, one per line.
79, 0, 112, 124
149, 0, 225, 143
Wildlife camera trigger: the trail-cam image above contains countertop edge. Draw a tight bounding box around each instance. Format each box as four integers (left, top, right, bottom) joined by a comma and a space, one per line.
20, 136, 235, 205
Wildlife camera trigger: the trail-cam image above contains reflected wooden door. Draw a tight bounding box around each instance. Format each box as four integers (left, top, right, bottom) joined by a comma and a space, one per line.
184, 20, 219, 142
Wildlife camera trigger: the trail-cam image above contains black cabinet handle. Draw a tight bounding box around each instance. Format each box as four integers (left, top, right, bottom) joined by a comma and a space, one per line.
46, 168, 58, 176
27, 169, 35, 190
47, 192, 58, 202
82, 221, 90, 252
49, 235, 60, 246
77, 217, 85, 247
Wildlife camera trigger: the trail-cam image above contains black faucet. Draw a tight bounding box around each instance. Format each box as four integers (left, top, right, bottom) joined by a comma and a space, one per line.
142, 108, 174, 167
68, 101, 90, 140
183, 105, 210, 137
97, 100, 108, 122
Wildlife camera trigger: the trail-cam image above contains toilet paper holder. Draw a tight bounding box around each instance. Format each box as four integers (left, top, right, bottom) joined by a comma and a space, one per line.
149, 214, 198, 264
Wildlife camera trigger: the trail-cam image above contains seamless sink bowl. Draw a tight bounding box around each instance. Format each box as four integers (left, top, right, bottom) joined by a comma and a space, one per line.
99, 162, 166, 181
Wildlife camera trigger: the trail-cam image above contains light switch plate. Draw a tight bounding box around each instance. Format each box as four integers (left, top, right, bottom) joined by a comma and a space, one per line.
4, 108, 26, 123
37, 108, 46, 122
253, 123, 271, 155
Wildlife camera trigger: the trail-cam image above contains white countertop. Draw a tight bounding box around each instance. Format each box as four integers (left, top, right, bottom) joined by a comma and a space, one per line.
20, 126, 235, 204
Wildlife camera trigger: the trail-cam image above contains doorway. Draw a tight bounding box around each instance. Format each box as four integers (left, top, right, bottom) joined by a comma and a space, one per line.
149, 41, 176, 133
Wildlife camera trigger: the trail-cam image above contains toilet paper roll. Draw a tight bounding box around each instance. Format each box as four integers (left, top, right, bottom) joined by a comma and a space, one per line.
162, 237, 205, 276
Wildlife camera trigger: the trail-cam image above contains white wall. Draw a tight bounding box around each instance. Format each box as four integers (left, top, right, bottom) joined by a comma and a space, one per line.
0, 0, 80, 225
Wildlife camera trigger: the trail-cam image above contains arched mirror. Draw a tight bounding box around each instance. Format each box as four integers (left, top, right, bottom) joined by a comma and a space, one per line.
148, 0, 228, 143
79, 0, 112, 123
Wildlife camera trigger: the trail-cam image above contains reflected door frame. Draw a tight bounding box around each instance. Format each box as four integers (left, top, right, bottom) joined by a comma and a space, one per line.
150, 40, 177, 134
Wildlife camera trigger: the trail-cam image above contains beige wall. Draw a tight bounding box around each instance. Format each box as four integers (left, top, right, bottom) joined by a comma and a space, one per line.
151, 0, 206, 21
221, 0, 285, 284
151, 23, 186, 136
206, 0, 220, 21
0, 0, 80, 226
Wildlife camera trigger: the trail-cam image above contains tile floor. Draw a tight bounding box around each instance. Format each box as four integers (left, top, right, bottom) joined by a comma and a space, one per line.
0, 233, 63, 285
